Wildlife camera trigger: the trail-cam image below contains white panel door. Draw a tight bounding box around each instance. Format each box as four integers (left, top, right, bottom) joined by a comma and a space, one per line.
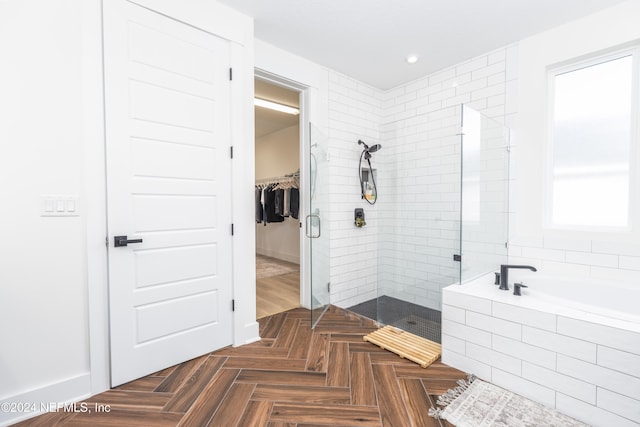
103, 0, 233, 386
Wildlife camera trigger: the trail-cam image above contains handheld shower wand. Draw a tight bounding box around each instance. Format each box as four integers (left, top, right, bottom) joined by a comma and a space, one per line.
358, 139, 382, 204
358, 140, 382, 159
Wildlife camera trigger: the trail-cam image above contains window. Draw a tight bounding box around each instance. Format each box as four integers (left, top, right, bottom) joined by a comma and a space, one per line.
548, 49, 638, 229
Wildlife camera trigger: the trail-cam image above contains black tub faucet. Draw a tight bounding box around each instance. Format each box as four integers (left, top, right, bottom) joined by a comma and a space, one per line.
499, 265, 537, 290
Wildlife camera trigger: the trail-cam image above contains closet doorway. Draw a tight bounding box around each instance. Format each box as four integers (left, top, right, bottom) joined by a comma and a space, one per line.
255, 78, 302, 319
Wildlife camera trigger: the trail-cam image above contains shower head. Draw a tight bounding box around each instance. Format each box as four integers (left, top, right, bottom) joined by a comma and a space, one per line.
358, 139, 382, 154
367, 144, 382, 153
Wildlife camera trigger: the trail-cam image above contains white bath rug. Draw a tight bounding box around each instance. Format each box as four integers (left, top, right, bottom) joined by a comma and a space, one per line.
429, 375, 588, 427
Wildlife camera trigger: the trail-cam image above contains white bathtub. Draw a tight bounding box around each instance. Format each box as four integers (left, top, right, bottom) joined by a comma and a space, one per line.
441, 272, 640, 427
459, 272, 640, 326
513, 273, 639, 324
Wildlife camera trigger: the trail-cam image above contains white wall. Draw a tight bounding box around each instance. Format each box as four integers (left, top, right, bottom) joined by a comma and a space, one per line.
0, 2, 92, 420
255, 125, 300, 179
510, 0, 640, 283
325, 72, 383, 308
255, 124, 301, 263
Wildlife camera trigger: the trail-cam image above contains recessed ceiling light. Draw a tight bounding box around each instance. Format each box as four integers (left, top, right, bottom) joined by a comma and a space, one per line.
254, 98, 300, 115
406, 55, 419, 64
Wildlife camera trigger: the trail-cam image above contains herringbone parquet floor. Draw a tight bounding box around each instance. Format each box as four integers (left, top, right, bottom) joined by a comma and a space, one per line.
16, 306, 465, 427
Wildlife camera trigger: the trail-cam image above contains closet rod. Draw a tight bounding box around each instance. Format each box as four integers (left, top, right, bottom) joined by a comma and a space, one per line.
255, 171, 299, 185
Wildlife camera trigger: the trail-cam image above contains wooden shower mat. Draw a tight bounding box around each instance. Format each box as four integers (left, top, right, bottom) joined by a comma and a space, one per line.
363, 325, 441, 368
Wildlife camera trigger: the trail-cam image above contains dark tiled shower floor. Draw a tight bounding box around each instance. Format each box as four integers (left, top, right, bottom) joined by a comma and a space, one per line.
348, 295, 442, 343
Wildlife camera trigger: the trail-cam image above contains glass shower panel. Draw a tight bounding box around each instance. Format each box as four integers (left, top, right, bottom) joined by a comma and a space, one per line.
376, 105, 463, 343
460, 105, 509, 282
355, 105, 510, 343
309, 123, 331, 328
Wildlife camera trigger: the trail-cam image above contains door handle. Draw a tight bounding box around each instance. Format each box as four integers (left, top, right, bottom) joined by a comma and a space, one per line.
114, 235, 143, 247
305, 215, 321, 239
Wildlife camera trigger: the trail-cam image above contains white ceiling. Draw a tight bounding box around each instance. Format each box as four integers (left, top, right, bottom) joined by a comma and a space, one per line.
218, 0, 627, 90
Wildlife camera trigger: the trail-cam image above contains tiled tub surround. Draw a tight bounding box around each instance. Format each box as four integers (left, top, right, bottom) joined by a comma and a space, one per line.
441, 274, 640, 427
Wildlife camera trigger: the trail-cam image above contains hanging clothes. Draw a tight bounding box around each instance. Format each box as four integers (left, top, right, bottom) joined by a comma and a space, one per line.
289, 187, 299, 219
255, 187, 263, 223
263, 185, 285, 223
283, 188, 291, 217
255, 172, 300, 224
274, 188, 285, 217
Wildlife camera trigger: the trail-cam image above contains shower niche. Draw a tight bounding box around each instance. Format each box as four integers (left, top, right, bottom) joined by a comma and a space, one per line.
348, 105, 510, 343
360, 167, 377, 202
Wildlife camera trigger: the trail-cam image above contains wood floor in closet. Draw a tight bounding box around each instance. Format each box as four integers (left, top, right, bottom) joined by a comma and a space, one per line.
256, 254, 300, 319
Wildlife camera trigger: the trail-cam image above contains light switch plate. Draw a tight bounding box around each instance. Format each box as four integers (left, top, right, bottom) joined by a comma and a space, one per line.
41, 195, 80, 217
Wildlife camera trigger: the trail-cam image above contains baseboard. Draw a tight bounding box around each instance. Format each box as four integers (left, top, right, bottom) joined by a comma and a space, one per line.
0, 373, 91, 426
239, 321, 261, 346
256, 248, 300, 264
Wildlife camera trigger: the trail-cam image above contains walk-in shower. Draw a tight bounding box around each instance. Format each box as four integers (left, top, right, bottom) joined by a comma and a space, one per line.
349, 105, 510, 342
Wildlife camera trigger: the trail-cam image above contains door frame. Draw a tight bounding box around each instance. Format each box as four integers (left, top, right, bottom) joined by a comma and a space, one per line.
253, 41, 332, 313
254, 69, 311, 309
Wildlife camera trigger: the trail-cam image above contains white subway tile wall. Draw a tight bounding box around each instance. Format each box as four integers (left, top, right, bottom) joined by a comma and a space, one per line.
492, 301, 556, 331
509, 236, 640, 284
522, 362, 596, 405
466, 342, 522, 376
327, 71, 382, 308
521, 325, 596, 363
491, 368, 556, 409
377, 103, 461, 311
442, 286, 640, 426
465, 311, 521, 340
327, 45, 516, 309
596, 389, 640, 424
556, 355, 640, 402
557, 317, 640, 356
597, 346, 640, 378
557, 394, 639, 427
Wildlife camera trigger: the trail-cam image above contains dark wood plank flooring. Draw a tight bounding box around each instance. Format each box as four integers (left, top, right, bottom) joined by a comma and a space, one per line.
15, 306, 466, 426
